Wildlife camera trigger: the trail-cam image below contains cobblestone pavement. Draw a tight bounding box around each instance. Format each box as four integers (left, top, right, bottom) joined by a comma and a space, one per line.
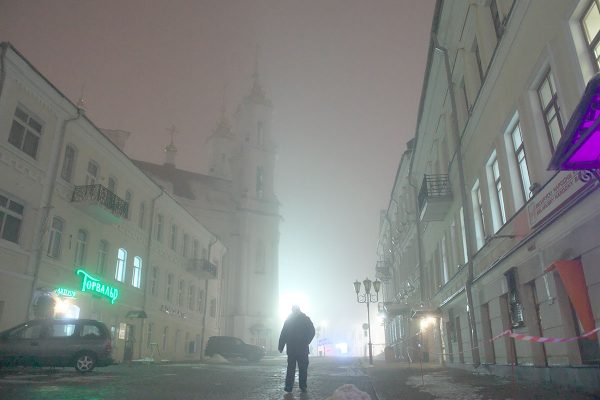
365, 360, 600, 400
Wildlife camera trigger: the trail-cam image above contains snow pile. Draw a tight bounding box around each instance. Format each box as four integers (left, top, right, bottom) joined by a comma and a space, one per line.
325, 384, 371, 400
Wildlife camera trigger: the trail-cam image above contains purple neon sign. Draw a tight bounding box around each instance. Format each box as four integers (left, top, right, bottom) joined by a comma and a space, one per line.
549, 74, 600, 171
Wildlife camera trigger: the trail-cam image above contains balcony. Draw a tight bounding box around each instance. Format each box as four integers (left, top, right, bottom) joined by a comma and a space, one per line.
71, 184, 129, 223
375, 261, 392, 282
418, 174, 452, 222
187, 258, 218, 280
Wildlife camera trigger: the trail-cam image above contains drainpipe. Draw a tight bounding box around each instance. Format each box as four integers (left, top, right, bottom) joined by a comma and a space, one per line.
199, 236, 218, 359
139, 188, 165, 358
0, 44, 8, 99
26, 106, 84, 320
432, 35, 481, 367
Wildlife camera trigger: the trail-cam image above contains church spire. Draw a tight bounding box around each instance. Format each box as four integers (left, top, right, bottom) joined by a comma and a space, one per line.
214, 87, 232, 136
245, 45, 271, 106
164, 124, 178, 167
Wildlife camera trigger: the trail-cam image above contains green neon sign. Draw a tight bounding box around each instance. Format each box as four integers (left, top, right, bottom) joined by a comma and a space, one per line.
55, 287, 77, 298
76, 269, 119, 304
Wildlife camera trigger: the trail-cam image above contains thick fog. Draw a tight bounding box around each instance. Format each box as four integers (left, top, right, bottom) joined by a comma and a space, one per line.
0, 0, 434, 351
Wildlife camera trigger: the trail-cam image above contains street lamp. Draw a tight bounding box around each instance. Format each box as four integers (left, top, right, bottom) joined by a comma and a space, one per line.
353, 277, 381, 365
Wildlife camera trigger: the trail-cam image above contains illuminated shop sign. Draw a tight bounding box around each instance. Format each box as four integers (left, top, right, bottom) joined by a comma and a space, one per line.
76, 269, 119, 304
55, 287, 77, 298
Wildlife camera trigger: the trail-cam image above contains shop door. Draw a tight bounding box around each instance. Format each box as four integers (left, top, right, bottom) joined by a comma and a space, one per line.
123, 325, 135, 362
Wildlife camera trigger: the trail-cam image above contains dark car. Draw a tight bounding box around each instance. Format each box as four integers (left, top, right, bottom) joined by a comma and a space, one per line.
0, 319, 113, 372
205, 336, 265, 362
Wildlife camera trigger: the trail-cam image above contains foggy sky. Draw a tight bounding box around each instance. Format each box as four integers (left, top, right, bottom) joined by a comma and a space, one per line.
0, 0, 435, 344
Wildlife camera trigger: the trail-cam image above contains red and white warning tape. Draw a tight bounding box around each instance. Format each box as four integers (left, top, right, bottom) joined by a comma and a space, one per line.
491, 327, 600, 343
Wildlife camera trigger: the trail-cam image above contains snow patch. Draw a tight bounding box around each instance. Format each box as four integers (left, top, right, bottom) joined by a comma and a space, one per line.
407, 372, 484, 400
325, 384, 372, 400
205, 354, 230, 364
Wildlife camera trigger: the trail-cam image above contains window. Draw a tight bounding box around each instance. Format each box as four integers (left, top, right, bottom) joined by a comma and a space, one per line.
581, 0, 600, 71
183, 233, 189, 257
197, 289, 204, 312
47, 217, 64, 258
188, 285, 195, 310
115, 248, 127, 282
132, 256, 142, 288
138, 202, 145, 229
505, 268, 525, 328
166, 273, 174, 302
86, 161, 99, 185
537, 70, 564, 152
256, 166, 264, 198
441, 234, 449, 284
74, 229, 88, 266
459, 207, 469, 264
474, 38, 485, 82
150, 266, 159, 296
61, 145, 76, 182
170, 224, 178, 251
147, 322, 154, 346
49, 323, 76, 337
96, 240, 108, 275
178, 279, 184, 307
510, 123, 532, 202
490, 0, 503, 39
193, 239, 199, 259
156, 214, 164, 241
107, 177, 116, 193
255, 241, 266, 273
472, 181, 487, 249
488, 155, 506, 230
124, 191, 132, 219
162, 326, 168, 351
0, 194, 24, 244
209, 298, 216, 318
8, 106, 42, 159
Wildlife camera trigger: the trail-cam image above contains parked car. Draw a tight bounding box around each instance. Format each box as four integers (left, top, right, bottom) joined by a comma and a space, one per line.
205, 336, 265, 362
0, 319, 113, 372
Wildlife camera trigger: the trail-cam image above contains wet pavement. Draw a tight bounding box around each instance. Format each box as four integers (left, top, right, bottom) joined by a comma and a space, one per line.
0, 356, 598, 399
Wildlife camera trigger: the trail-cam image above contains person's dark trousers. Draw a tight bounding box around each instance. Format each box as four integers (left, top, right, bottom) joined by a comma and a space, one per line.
285, 353, 309, 391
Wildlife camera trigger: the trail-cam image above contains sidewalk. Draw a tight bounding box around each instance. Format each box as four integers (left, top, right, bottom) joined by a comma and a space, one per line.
364, 360, 600, 400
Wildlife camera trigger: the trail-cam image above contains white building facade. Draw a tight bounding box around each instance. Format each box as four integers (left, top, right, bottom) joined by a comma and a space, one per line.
378, 0, 600, 392
0, 43, 225, 363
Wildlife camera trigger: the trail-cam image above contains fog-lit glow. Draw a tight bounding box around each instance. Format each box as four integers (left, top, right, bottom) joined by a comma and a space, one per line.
420, 316, 436, 331
54, 298, 80, 319
335, 342, 348, 354
279, 291, 310, 322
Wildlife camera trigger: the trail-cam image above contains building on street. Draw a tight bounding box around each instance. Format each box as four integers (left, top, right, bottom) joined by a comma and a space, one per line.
377, 0, 600, 392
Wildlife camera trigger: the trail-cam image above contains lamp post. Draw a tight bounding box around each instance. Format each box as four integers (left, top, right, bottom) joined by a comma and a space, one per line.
354, 278, 381, 365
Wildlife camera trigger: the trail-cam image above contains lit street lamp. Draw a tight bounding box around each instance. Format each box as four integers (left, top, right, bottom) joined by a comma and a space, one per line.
353, 277, 381, 365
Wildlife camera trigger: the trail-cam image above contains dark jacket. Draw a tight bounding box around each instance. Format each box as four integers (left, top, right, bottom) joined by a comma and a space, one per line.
278, 311, 316, 355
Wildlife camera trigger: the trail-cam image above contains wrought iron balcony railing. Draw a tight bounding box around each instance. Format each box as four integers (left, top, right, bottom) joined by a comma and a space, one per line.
187, 258, 218, 280
418, 174, 452, 221
71, 184, 129, 220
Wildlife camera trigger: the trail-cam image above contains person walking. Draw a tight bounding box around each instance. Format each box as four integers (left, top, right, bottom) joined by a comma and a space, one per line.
278, 305, 316, 393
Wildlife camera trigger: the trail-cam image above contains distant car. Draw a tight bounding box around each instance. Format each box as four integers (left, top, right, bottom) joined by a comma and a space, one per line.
205, 336, 265, 362
0, 319, 113, 372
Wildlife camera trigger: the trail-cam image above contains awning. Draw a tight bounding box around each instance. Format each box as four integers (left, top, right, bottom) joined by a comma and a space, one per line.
545, 259, 596, 340
382, 303, 411, 317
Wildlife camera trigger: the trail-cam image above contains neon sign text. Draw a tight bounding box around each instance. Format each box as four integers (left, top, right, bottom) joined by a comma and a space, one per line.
55, 287, 77, 298
76, 269, 119, 304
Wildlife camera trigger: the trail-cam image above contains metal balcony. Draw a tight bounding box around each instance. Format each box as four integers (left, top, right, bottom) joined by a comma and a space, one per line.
418, 174, 452, 221
187, 258, 218, 280
375, 260, 392, 281
71, 184, 129, 223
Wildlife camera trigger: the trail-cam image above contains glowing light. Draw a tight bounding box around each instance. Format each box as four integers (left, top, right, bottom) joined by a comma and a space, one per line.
419, 316, 436, 331
279, 291, 310, 322
335, 342, 348, 354
53, 298, 80, 319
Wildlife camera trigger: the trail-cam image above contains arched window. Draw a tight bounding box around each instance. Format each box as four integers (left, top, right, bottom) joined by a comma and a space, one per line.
132, 256, 142, 288
115, 248, 127, 282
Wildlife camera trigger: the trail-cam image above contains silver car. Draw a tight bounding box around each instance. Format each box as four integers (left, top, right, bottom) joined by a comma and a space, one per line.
0, 319, 113, 372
